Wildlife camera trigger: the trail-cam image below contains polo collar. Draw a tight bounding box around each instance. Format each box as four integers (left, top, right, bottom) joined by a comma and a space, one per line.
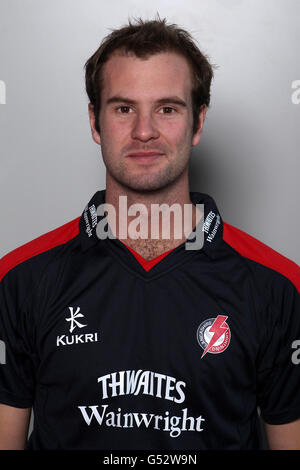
79, 190, 224, 261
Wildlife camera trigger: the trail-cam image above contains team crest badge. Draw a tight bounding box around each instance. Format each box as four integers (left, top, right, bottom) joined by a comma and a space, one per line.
197, 315, 231, 358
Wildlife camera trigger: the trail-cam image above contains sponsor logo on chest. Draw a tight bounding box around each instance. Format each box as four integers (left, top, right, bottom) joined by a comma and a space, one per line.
196, 315, 231, 358
56, 306, 100, 347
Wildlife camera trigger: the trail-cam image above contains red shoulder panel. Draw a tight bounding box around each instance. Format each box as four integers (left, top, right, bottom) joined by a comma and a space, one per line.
0, 217, 80, 282
223, 221, 300, 293
1, 216, 299, 294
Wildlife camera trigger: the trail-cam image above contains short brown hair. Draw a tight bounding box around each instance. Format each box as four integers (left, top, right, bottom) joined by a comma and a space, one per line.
84, 16, 214, 134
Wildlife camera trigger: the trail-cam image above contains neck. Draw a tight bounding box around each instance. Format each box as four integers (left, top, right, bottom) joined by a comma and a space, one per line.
105, 171, 203, 260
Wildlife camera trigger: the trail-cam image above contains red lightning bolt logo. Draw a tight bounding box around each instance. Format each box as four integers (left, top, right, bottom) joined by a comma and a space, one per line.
201, 315, 229, 358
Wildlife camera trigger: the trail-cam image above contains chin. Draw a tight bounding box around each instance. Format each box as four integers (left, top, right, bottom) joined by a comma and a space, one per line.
125, 180, 169, 193
108, 164, 186, 193
107, 168, 164, 192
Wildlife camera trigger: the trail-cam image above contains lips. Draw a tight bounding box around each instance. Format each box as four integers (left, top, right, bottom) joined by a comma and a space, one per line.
126, 152, 164, 157
126, 151, 164, 163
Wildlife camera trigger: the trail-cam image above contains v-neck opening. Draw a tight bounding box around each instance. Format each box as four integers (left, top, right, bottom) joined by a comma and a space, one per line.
102, 236, 203, 281
119, 241, 175, 272
79, 189, 225, 277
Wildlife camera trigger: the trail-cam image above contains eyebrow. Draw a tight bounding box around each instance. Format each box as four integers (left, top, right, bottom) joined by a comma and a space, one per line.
105, 95, 187, 107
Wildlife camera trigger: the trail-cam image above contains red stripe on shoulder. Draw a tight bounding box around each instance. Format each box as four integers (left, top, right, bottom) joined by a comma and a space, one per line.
223, 221, 300, 293
0, 217, 80, 281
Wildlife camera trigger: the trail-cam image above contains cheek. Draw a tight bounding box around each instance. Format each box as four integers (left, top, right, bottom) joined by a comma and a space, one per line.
103, 117, 130, 140
163, 122, 191, 150
160, 115, 190, 136
100, 118, 128, 150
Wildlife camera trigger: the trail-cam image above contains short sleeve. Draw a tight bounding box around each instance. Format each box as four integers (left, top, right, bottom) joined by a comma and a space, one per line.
0, 269, 35, 408
257, 278, 300, 424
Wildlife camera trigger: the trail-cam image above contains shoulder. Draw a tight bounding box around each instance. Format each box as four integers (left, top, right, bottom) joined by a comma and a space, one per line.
0, 217, 80, 282
223, 221, 300, 294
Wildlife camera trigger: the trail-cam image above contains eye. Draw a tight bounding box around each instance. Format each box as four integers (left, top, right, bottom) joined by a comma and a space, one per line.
159, 107, 176, 114
116, 106, 133, 114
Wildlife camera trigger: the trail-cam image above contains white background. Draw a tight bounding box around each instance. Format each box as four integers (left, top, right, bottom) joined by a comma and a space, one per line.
0, 0, 299, 264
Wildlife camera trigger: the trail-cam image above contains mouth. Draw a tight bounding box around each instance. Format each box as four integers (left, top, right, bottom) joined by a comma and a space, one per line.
126, 152, 164, 164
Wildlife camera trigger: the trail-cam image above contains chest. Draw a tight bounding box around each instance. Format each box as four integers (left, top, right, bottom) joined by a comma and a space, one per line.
34, 266, 259, 390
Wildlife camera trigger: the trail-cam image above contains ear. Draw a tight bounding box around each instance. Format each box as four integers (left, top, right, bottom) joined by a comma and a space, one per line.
88, 103, 101, 145
192, 105, 207, 147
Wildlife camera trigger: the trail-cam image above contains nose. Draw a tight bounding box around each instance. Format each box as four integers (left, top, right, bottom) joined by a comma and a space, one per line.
131, 111, 160, 142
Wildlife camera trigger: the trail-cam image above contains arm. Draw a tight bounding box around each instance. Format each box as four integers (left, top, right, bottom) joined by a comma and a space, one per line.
265, 418, 300, 450
0, 404, 31, 450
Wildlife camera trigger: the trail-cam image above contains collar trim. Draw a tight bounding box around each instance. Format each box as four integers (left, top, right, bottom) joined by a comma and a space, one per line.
79, 190, 224, 259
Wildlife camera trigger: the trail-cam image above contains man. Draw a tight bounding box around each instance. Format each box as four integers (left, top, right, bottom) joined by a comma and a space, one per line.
0, 17, 300, 450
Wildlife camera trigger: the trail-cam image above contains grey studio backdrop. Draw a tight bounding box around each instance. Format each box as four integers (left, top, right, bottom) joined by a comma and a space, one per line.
0, 0, 299, 447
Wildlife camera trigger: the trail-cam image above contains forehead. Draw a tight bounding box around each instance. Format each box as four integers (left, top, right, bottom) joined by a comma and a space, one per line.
101, 51, 193, 102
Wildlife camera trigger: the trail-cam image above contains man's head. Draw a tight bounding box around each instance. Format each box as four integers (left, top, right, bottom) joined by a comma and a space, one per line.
85, 17, 214, 192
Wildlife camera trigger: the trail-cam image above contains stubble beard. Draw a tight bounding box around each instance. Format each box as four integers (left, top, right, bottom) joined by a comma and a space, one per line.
101, 136, 193, 193
104, 154, 190, 193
